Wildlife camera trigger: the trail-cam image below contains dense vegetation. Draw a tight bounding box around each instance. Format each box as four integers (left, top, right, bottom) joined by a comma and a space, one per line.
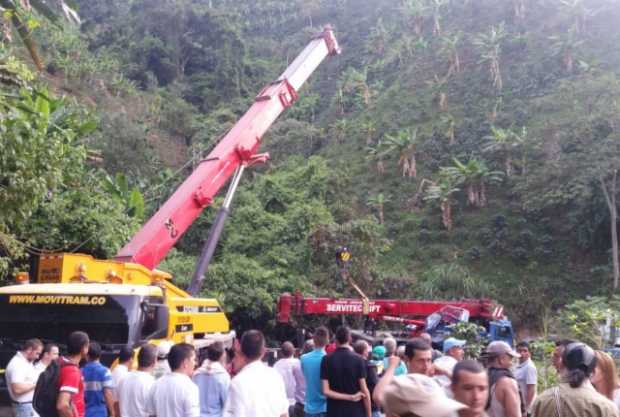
2, 0, 620, 333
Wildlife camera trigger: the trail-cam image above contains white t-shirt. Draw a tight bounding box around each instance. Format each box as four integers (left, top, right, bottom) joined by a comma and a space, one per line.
5, 351, 37, 402
273, 357, 300, 406
434, 355, 458, 387
118, 370, 155, 417
112, 363, 129, 401
33, 360, 48, 379
222, 360, 289, 417
148, 371, 199, 417
514, 358, 537, 409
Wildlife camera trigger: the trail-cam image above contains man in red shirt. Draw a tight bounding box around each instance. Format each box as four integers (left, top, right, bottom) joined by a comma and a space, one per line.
57, 331, 90, 417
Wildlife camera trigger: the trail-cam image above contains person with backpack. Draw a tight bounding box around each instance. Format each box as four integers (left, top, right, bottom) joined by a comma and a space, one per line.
57, 331, 90, 417
483, 341, 521, 417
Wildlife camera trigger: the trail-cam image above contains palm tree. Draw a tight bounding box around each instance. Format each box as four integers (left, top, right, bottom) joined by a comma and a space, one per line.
423, 176, 459, 231
443, 158, 503, 208
360, 119, 376, 145
513, 0, 526, 20
365, 144, 386, 175
367, 193, 390, 224
549, 28, 583, 73
488, 97, 503, 123
483, 126, 527, 178
439, 33, 461, 77
426, 74, 449, 111
330, 118, 349, 144
473, 23, 506, 91
558, 0, 596, 35
430, 0, 447, 37
0, 0, 79, 71
367, 17, 389, 55
382, 128, 420, 178
339, 67, 372, 110
400, 0, 428, 35
437, 113, 456, 146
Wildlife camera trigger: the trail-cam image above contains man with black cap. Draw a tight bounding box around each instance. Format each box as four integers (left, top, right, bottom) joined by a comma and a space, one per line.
483, 341, 521, 417
531, 342, 618, 417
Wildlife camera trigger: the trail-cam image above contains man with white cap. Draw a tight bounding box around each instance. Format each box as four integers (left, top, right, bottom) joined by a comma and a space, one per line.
434, 337, 466, 387
153, 341, 173, 379
382, 373, 467, 417
483, 341, 521, 417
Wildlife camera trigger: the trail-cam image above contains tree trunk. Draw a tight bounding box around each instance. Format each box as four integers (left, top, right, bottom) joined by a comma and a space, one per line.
433, 16, 441, 36
480, 183, 488, 207
564, 52, 574, 73
401, 157, 410, 177
454, 51, 461, 73
505, 157, 513, 178
600, 170, 619, 292
439, 92, 448, 111
441, 200, 452, 231
467, 185, 476, 206
414, 19, 423, 36
410, 156, 417, 178
379, 204, 384, 225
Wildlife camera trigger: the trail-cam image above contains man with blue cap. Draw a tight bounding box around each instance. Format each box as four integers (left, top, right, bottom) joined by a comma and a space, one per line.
434, 337, 466, 387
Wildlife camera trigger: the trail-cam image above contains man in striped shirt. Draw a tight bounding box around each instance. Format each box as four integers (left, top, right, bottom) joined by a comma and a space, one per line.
82, 342, 115, 417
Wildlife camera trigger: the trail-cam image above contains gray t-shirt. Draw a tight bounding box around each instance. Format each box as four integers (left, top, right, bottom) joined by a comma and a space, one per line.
514, 358, 537, 409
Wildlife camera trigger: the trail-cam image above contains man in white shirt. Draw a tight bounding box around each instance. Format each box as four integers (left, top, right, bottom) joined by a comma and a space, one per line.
117, 344, 157, 417
111, 345, 133, 414
223, 330, 289, 417
434, 338, 466, 387
274, 342, 302, 416
5, 338, 43, 417
514, 342, 537, 416
34, 343, 59, 375
148, 343, 200, 417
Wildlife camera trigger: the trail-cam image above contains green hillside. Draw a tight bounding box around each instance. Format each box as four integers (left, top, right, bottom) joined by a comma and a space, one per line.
2, 0, 620, 332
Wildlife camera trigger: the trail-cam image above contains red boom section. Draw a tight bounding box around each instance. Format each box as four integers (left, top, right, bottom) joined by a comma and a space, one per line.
115, 27, 340, 270
277, 292, 504, 323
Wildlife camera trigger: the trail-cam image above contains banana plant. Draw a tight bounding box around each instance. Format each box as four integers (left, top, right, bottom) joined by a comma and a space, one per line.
473, 23, 506, 91
0, 0, 79, 70
367, 193, 390, 225
381, 127, 420, 178
422, 175, 459, 231
483, 126, 527, 178
443, 158, 503, 208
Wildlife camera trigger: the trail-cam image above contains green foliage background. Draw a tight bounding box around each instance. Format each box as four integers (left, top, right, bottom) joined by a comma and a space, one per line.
3, 0, 620, 333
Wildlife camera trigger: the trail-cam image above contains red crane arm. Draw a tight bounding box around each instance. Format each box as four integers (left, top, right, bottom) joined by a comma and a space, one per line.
115, 27, 340, 270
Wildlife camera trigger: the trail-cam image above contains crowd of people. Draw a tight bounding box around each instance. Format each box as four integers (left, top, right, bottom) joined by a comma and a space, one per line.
4, 328, 620, 417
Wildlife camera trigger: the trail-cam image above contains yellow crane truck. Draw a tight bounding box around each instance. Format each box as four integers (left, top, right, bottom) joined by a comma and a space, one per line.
0, 26, 340, 403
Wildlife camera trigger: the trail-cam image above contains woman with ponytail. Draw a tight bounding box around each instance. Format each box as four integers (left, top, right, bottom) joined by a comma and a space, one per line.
530, 342, 619, 417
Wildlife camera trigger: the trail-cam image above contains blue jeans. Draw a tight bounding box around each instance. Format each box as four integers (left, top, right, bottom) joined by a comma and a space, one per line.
304, 413, 326, 417
372, 411, 383, 417
12, 403, 34, 417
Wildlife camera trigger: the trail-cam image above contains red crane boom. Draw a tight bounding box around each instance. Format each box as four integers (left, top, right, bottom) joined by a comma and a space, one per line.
115, 27, 340, 270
